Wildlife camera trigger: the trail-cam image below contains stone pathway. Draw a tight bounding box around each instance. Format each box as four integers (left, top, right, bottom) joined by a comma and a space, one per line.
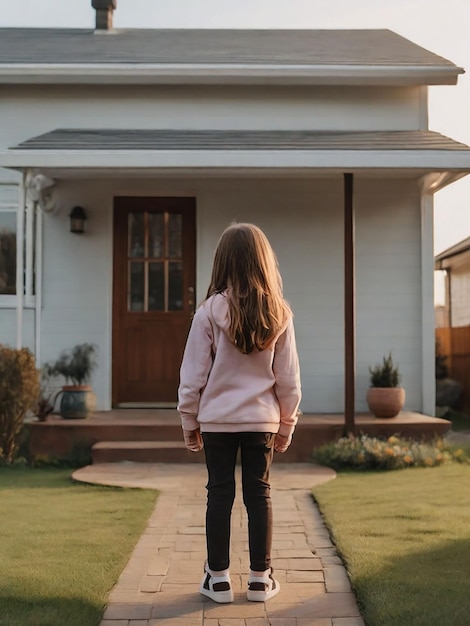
73, 462, 364, 626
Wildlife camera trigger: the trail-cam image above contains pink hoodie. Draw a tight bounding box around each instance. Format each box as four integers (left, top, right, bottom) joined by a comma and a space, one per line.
178, 292, 301, 438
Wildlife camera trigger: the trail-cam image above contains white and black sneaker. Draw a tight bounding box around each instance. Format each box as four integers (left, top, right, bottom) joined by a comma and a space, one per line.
200, 565, 234, 603
247, 568, 280, 602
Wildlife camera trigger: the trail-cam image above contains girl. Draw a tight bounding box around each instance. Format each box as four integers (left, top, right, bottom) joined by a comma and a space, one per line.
178, 223, 301, 604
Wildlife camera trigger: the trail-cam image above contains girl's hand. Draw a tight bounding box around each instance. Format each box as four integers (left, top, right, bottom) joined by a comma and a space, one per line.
274, 433, 291, 453
183, 428, 204, 452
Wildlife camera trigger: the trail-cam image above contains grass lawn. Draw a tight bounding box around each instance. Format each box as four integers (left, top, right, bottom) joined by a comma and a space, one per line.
313, 462, 470, 626
0, 468, 158, 626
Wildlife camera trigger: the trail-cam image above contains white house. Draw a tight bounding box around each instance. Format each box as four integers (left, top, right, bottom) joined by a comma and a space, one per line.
1, 1, 470, 418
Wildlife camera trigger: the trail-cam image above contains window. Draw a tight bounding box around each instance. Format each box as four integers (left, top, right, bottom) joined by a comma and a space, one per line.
0, 184, 37, 307
0, 210, 16, 295
128, 211, 183, 312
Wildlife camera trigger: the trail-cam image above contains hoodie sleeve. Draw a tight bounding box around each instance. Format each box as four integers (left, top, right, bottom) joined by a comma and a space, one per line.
177, 306, 214, 431
272, 317, 301, 439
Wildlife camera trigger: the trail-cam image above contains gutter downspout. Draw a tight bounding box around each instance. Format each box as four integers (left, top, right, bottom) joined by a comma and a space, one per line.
16, 173, 25, 348
35, 204, 43, 364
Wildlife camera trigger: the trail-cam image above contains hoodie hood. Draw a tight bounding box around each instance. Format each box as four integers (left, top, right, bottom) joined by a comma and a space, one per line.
207, 292, 230, 332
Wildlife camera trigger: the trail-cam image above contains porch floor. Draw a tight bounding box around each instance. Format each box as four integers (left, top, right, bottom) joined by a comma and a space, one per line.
28, 410, 451, 464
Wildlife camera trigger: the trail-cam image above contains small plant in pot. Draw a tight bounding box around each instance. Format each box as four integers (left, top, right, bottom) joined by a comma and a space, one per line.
44, 344, 97, 419
367, 353, 405, 418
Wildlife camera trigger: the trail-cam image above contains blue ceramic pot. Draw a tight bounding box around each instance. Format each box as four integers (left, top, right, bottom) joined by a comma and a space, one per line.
60, 386, 96, 419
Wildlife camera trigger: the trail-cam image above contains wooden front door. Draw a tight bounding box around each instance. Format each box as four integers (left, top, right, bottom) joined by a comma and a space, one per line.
112, 197, 196, 406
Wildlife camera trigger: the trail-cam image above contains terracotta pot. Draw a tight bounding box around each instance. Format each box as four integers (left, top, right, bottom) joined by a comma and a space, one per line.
60, 385, 96, 419
366, 387, 405, 418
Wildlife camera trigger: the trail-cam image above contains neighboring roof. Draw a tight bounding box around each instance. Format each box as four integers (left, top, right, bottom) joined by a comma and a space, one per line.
0, 28, 463, 86
2, 129, 470, 176
12, 129, 470, 152
435, 236, 470, 269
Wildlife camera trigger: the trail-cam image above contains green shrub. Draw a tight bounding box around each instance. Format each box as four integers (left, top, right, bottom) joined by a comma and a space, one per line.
369, 352, 400, 387
0, 345, 40, 464
313, 434, 468, 471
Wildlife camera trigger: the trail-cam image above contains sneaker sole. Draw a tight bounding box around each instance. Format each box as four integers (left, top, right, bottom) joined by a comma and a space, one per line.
200, 583, 234, 604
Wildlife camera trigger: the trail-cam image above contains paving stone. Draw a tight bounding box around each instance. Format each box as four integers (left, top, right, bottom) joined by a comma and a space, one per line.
274, 549, 311, 558
103, 604, 153, 620
269, 619, 297, 626
148, 617, 205, 626
298, 620, 332, 626
100, 621, 130, 626
321, 556, 343, 565
203, 603, 267, 619
287, 570, 324, 583
267, 582, 325, 604
109, 592, 154, 604
140, 576, 164, 593
332, 618, 366, 626
273, 525, 305, 533
151, 601, 203, 619
160, 578, 202, 602
275, 557, 323, 571
148, 548, 172, 576
266, 593, 362, 619
323, 566, 352, 593
129, 621, 150, 626
218, 619, 245, 626
306, 535, 334, 548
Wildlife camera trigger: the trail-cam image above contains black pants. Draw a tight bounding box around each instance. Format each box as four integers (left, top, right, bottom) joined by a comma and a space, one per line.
202, 431, 275, 572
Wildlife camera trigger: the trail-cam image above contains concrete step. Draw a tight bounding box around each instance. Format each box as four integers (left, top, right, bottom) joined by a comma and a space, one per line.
92, 440, 205, 464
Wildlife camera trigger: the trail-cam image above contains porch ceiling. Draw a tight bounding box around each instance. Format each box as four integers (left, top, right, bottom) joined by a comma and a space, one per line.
2, 129, 470, 184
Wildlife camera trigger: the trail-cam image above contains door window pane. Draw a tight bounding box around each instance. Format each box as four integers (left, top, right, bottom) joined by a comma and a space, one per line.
168, 213, 182, 259
129, 213, 145, 258
168, 261, 183, 311
129, 262, 144, 311
149, 213, 164, 258
149, 262, 164, 311
0, 212, 16, 295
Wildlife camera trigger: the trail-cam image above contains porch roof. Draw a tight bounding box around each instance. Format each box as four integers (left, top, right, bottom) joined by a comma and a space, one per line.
2, 130, 470, 184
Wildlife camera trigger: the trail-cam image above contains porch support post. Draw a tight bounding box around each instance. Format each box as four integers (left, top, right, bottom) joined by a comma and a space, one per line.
16, 173, 25, 349
344, 173, 356, 436
420, 192, 435, 415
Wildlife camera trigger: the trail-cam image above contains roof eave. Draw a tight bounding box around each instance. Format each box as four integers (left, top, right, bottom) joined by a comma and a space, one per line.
2, 149, 470, 171
435, 240, 470, 267
0, 63, 463, 86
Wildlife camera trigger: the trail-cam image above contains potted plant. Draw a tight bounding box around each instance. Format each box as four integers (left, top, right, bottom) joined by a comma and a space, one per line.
44, 344, 97, 419
367, 353, 405, 418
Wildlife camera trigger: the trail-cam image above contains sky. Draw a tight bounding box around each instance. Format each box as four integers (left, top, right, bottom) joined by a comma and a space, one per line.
1, 0, 469, 271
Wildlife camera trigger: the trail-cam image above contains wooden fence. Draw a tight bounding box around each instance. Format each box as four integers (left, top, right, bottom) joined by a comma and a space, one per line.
436, 326, 470, 413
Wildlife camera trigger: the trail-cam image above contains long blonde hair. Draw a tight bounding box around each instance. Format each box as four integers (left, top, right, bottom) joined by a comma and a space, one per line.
206, 223, 291, 354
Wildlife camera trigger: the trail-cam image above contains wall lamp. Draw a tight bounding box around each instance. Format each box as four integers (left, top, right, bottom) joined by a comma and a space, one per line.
69, 206, 87, 234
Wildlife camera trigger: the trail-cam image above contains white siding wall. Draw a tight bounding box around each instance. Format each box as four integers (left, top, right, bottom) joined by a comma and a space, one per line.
450, 258, 470, 326
355, 179, 423, 412
1, 175, 425, 413
0, 84, 425, 185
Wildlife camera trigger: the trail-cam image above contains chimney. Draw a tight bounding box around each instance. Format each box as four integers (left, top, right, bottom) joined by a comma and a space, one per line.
92, 0, 117, 31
